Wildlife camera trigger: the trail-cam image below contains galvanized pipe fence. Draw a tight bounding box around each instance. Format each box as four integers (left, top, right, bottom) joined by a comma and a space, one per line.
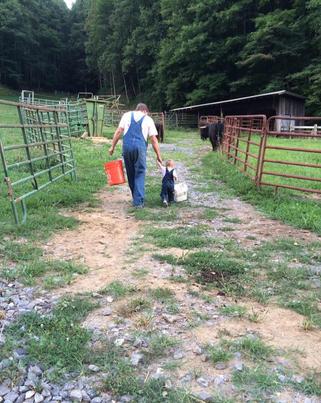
19, 95, 88, 137
220, 114, 321, 195
0, 100, 76, 224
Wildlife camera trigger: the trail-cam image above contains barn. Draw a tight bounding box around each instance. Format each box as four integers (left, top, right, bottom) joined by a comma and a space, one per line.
170, 90, 305, 127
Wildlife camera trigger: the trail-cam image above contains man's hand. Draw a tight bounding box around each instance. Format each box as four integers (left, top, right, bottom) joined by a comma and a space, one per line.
156, 156, 163, 165
109, 146, 114, 156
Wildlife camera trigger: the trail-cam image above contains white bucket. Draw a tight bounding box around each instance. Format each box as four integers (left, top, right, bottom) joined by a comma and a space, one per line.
174, 182, 188, 202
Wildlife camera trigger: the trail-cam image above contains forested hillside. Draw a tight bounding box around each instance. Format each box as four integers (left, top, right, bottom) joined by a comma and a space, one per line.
0, 0, 320, 113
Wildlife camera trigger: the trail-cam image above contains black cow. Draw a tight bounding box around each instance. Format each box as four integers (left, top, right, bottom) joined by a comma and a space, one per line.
200, 125, 209, 140
155, 122, 164, 143
200, 122, 224, 151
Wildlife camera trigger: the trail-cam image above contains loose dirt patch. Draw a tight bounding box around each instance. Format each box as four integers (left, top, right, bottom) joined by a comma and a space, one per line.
192, 302, 321, 372
43, 185, 140, 294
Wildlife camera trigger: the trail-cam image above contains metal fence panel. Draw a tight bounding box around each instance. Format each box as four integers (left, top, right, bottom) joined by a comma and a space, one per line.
259, 116, 321, 194
0, 100, 76, 224
221, 115, 266, 183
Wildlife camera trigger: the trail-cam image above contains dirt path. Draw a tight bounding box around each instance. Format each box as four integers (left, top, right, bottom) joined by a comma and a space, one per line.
42, 140, 321, 402
43, 186, 140, 295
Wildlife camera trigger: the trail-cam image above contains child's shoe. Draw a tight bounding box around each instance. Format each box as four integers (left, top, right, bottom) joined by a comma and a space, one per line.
163, 199, 168, 208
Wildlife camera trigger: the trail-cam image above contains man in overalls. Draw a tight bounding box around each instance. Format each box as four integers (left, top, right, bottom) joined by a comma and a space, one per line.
109, 103, 162, 207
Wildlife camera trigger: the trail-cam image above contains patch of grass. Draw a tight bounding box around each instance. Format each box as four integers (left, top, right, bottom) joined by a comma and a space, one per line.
219, 226, 234, 232
223, 217, 242, 224
225, 336, 274, 361
132, 206, 179, 222
4, 296, 97, 380
280, 297, 321, 328
219, 305, 247, 318
201, 152, 321, 234
0, 138, 114, 240
0, 240, 42, 262
232, 366, 282, 399
291, 373, 321, 396
145, 225, 209, 249
117, 297, 151, 317
101, 281, 136, 300
177, 251, 246, 287
153, 253, 180, 266
149, 287, 175, 302
201, 208, 219, 220
106, 369, 195, 402
132, 267, 149, 278
2, 259, 87, 289
162, 360, 182, 371
206, 345, 232, 364
147, 333, 179, 359
149, 287, 180, 314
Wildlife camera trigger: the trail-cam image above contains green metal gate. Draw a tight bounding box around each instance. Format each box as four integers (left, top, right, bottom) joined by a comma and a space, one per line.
0, 100, 76, 224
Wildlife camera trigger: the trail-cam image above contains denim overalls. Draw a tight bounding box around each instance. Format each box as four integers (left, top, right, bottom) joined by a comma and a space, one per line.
122, 113, 147, 207
160, 168, 175, 203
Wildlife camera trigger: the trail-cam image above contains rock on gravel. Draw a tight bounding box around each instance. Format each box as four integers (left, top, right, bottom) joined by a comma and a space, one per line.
130, 352, 144, 366
69, 389, 83, 401
34, 393, 44, 403
25, 391, 36, 400
0, 386, 10, 397
4, 392, 19, 402
196, 391, 213, 402
88, 365, 100, 373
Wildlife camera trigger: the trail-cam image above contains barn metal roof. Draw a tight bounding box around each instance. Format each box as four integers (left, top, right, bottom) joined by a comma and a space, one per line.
170, 90, 305, 112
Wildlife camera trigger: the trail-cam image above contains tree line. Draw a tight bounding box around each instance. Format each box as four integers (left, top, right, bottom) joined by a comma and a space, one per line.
0, 0, 320, 114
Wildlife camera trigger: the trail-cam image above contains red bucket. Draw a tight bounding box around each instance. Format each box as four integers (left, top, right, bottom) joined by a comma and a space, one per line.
104, 160, 126, 185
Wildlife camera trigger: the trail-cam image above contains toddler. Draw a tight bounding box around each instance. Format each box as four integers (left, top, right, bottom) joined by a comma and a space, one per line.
157, 159, 177, 207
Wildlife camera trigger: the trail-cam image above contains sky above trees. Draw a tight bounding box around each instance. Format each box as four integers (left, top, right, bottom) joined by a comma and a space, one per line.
64, 0, 75, 9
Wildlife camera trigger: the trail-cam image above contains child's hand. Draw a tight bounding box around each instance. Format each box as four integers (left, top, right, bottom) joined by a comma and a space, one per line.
109, 146, 114, 156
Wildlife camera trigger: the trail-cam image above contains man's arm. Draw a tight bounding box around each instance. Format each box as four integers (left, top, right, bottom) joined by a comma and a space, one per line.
109, 127, 124, 155
150, 135, 162, 164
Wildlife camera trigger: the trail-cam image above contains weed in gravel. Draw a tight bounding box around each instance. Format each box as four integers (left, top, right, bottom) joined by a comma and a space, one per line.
219, 226, 234, 232
201, 208, 219, 220
132, 267, 149, 278
0, 240, 42, 262
147, 333, 179, 359
162, 360, 181, 371
2, 259, 87, 289
179, 251, 246, 286
291, 373, 321, 396
101, 281, 136, 300
134, 313, 154, 330
206, 345, 232, 364
153, 253, 180, 266
219, 304, 247, 318
149, 287, 175, 302
4, 296, 97, 380
280, 297, 321, 328
117, 297, 151, 317
232, 366, 282, 400
224, 336, 274, 361
223, 217, 242, 224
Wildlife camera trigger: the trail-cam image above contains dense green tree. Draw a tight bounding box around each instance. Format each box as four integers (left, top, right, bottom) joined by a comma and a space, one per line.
67, 0, 97, 91
1, 0, 321, 114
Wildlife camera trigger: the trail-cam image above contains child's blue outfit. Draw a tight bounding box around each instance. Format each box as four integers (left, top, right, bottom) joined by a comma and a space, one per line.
160, 168, 175, 203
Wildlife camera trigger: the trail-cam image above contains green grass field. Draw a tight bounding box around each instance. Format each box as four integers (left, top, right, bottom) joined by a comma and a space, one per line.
232, 134, 321, 192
